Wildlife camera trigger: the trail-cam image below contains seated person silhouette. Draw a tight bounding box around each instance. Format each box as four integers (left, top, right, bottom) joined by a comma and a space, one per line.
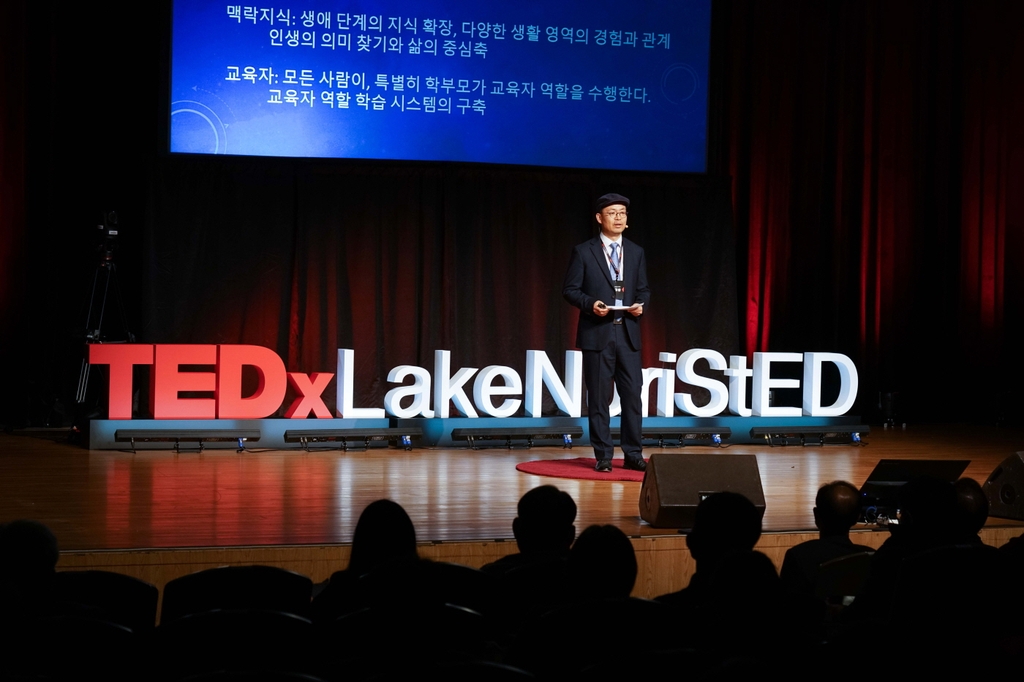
310, 499, 419, 622
345, 499, 419, 576
507, 525, 647, 676
657, 494, 826, 662
656, 491, 762, 611
481, 485, 577, 576
780, 480, 873, 597
847, 476, 961, 623
1, 520, 61, 678
0, 519, 59, 621
655, 492, 770, 647
699, 549, 793, 659
481, 486, 578, 637
886, 478, 1010, 672
567, 524, 637, 600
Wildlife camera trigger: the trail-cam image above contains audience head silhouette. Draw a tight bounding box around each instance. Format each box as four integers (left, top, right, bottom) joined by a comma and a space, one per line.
686, 492, 762, 566
0, 519, 58, 581
897, 476, 958, 536
513, 485, 577, 554
708, 549, 781, 605
569, 525, 637, 598
953, 477, 988, 539
348, 499, 418, 576
0, 520, 59, 615
814, 481, 862, 536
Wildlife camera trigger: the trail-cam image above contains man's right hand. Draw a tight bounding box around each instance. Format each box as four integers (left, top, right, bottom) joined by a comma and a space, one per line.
593, 300, 609, 317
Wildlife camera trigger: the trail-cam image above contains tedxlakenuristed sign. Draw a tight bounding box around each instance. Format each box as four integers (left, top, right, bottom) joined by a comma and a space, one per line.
89, 345, 858, 420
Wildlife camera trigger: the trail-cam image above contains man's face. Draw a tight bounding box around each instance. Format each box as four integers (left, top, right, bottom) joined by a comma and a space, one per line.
596, 204, 628, 239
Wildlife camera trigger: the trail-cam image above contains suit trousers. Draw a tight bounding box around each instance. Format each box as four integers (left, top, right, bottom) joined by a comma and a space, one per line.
583, 323, 644, 462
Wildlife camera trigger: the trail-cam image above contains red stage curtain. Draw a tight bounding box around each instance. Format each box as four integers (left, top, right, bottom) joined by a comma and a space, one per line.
959, 3, 1024, 379
722, 0, 1024, 418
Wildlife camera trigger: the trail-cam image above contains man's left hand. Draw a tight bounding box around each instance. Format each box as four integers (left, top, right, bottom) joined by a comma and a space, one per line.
628, 303, 643, 317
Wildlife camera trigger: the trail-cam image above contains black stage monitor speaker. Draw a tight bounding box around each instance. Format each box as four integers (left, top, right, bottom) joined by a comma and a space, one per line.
858, 458, 971, 522
639, 454, 766, 529
984, 451, 1024, 521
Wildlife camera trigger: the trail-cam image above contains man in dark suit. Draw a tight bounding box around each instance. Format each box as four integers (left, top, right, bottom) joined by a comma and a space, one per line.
562, 193, 650, 472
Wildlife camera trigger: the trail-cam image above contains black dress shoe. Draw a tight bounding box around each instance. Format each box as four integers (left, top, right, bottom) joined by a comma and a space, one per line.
622, 458, 647, 472
594, 460, 613, 472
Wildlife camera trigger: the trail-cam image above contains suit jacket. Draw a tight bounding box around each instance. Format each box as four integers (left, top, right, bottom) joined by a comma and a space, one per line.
562, 236, 650, 352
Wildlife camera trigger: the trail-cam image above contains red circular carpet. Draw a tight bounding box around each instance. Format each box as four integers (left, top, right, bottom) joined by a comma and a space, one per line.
515, 457, 646, 482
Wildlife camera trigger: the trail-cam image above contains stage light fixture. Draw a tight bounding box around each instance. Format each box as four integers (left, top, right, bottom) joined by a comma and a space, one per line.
749, 425, 870, 447
611, 426, 732, 448
115, 429, 260, 453
451, 426, 584, 450
284, 427, 424, 451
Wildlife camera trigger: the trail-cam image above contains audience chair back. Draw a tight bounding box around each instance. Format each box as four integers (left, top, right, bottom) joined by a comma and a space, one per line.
509, 598, 674, 677
53, 569, 159, 632
352, 560, 496, 616
158, 608, 315, 680
815, 551, 874, 602
322, 602, 491, 678
413, 660, 536, 682
177, 672, 329, 682
160, 565, 313, 624
6, 614, 138, 681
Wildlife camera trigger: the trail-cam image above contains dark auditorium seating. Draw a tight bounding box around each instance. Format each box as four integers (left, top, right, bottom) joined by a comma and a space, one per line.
179, 673, 330, 682
52, 569, 159, 632
508, 598, 676, 678
160, 565, 313, 624
316, 560, 497, 622
320, 603, 494, 679
814, 550, 874, 603
157, 609, 315, 681
7, 614, 139, 681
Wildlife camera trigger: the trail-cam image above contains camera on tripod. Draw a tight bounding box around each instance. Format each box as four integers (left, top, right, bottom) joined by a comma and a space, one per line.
96, 210, 120, 264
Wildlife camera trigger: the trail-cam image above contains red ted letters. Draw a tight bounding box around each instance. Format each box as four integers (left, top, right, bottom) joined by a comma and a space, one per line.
88, 344, 333, 420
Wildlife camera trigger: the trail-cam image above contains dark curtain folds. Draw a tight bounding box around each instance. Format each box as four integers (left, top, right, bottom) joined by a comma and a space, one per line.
145, 158, 738, 415
722, 0, 1024, 421
959, 3, 1024, 391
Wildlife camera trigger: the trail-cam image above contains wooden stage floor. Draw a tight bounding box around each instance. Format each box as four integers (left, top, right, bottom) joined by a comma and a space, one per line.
2, 424, 1022, 600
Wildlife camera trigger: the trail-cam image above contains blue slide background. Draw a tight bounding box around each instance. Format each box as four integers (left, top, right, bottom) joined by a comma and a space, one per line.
170, 0, 711, 172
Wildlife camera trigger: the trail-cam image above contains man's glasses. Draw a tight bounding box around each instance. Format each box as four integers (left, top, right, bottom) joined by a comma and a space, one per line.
602, 211, 628, 218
